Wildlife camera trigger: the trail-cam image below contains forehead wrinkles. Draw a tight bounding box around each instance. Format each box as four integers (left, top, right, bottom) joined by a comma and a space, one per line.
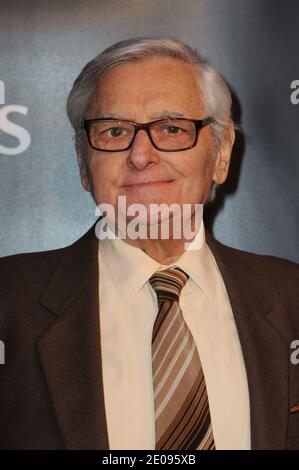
89, 58, 206, 117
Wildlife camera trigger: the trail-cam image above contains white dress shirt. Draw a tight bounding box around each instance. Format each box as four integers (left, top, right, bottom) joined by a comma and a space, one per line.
98, 220, 251, 450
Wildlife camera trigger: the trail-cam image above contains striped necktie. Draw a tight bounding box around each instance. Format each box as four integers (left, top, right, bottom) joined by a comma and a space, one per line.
149, 267, 215, 450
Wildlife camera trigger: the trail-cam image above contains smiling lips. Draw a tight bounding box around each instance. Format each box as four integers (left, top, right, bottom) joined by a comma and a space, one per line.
123, 180, 174, 188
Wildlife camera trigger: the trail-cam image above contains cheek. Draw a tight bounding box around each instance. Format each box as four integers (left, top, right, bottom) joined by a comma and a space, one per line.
87, 155, 121, 201
88, 153, 120, 183
178, 151, 214, 200
179, 151, 209, 183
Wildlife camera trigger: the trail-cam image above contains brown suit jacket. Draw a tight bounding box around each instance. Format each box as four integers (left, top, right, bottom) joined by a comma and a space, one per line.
0, 222, 299, 450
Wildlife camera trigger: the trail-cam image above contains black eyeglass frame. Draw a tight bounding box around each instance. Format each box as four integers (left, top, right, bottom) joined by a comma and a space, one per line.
83, 117, 215, 152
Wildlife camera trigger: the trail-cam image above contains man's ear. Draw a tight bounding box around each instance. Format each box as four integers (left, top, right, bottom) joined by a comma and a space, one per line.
77, 152, 91, 192
212, 122, 235, 185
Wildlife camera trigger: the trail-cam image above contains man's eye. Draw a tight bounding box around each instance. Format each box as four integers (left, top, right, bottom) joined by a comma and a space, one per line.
164, 126, 183, 134
105, 127, 126, 137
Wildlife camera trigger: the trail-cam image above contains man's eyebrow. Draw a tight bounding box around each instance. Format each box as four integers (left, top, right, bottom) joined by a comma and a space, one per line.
96, 113, 124, 119
95, 111, 185, 120
151, 111, 185, 119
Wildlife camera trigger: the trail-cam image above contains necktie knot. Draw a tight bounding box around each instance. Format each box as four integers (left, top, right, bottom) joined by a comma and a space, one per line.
149, 267, 189, 303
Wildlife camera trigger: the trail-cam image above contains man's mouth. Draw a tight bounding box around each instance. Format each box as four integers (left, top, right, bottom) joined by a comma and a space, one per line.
123, 180, 175, 188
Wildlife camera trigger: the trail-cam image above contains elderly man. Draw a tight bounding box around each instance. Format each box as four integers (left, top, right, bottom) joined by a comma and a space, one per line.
0, 37, 298, 451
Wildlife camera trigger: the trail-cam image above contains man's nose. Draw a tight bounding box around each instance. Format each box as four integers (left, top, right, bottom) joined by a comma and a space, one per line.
127, 129, 160, 170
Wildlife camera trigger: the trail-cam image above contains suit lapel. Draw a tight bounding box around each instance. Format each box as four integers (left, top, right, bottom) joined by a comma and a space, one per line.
37, 224, 109, 449
206, 231, 289, 449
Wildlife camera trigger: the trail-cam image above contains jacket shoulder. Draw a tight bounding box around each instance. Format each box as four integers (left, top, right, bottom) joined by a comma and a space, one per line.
216, 238, 299, 269
0, 222, 97, 301
209, 235, 299, 299
0, 244, 71, 301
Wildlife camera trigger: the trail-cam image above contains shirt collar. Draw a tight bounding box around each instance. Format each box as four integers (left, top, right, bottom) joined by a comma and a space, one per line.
98, 219, 216, 304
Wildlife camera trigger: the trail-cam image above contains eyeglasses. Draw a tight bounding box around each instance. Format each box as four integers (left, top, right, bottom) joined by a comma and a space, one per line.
83, 117, 214, 152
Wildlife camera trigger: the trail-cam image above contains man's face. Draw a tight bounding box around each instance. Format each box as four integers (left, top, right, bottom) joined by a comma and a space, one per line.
81, 57, 234, 223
